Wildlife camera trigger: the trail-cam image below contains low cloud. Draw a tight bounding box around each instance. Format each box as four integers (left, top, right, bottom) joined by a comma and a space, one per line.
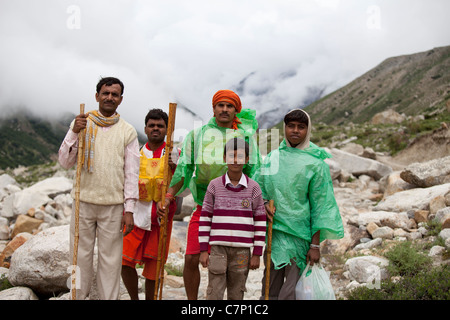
0, 0, 449, 135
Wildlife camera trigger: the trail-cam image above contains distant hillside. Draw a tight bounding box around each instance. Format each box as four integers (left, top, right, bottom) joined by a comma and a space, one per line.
0, 111, 72, 169
304, 46, 450, 125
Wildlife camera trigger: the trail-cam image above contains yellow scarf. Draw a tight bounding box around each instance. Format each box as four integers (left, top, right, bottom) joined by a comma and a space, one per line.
82, 110, 120, 172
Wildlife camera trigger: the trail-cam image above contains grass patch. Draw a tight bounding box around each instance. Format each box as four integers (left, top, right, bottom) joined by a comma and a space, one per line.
0, 274, 13, 292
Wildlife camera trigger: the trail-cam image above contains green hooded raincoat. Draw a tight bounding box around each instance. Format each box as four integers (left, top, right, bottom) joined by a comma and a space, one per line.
254, 139, 344, 272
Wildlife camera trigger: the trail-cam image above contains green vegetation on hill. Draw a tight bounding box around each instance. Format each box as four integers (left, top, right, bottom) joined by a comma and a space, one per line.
311, 110, 450, 155
0, 113, 70, 170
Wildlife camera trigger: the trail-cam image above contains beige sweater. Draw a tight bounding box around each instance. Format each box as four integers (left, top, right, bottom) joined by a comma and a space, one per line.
71, 118, 137, 205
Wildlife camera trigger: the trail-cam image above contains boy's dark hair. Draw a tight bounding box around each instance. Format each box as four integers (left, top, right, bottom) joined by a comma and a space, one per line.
96, 77, 124, 95
284, 109, 309, 126
145, 108, 168, 127
224, 137, 249, 158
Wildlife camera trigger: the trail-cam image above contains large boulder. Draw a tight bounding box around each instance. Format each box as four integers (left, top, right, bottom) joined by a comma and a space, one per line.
344, 256, 390, 284
371, 109, 406, 125
1, 177, 72, 219
381, 171, 416, 198
8, 225, 70, 296
348, 210, 414, 231
374, 183, 450, 212
0, 286, 39, 300
326, 148, 392, 180
400, 156, 450, 187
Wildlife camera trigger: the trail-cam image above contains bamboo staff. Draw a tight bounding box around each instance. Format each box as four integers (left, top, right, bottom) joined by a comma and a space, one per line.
72, 103, 85, 300
154, 102, 177, 300
264, 200, 275, 300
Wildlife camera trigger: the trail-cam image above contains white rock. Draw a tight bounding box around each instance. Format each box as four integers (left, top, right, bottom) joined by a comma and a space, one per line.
0, 217, 9, 240
0, 266, 8, 278
8, 225, 71, 296
439, 228, 450, 241
350, 211, 410, 228
26, 176, 73, 197
400, 156, 450, 188
324, 158, 341, 180
54, 193, 73, 208
345, 280, 364, 291
344, 256, 389, 284
428, 246, 445, 257
408, 231, 423, 240
374, 183, 450, 212
372, 226, 394, 240
434, 207, 450, 225
417, 227, 428, 236
0, 174, 18, 189
9, 177, 73, 217
326, 148, 393, 180
394, 228, 409, 238
0, 286, 39, 300
354, 238, 382, 251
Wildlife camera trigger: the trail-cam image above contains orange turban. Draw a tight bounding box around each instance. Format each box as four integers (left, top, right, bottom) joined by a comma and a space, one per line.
212, 90, 242, 129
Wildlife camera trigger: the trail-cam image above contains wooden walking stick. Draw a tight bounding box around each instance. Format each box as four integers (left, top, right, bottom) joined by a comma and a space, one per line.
265, 200, 275, 300
154, 102, 177, 300
72, 103, 85, 300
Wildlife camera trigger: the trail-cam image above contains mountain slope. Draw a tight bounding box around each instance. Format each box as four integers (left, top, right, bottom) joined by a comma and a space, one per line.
304, 45, 450, 125
0, 111, 72, 169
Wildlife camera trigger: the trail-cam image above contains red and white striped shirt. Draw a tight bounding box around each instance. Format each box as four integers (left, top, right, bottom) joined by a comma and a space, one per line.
199, 173, 266, 256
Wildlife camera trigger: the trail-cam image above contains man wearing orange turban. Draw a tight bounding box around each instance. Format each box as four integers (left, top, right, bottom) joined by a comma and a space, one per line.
212, 89, 242, 130
157, 89, 261, 299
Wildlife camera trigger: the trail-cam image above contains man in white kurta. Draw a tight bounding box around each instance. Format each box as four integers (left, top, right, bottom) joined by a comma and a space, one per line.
58, 77, 140, 299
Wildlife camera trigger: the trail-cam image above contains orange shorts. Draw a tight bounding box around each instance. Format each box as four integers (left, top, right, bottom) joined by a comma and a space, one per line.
185, 205, 202, 255
185, 205, 211, 255
122, 220, 173, 280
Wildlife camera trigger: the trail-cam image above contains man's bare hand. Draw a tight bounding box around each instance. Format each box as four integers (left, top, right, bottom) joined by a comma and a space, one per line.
72, 113, 89, 134
121, 211, 134, 236
199, 251, 209, 268
264, 202, 276, 222
249, 255, 260, 270
156, 198, 171, 219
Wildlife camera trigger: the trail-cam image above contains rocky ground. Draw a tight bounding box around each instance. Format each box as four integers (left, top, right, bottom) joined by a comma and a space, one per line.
0, 127, 449, 300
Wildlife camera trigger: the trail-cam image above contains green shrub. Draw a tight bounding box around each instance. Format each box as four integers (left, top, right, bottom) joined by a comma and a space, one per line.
346, 241, 450, 300
384, 241, 431, 277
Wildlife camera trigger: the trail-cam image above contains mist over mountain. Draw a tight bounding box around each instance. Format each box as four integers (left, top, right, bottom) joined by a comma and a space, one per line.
256, 86, 326, 129
232, 69, 328, 128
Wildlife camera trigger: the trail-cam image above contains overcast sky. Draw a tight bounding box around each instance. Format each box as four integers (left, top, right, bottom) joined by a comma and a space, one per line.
0, 0, 449, 134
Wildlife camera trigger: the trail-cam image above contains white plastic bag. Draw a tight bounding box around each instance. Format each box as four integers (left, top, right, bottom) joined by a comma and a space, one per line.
295, 263, 336, 300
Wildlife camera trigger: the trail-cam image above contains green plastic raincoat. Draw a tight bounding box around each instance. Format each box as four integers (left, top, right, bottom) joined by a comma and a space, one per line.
254, 139, 344, 272
170, 109, 261, 206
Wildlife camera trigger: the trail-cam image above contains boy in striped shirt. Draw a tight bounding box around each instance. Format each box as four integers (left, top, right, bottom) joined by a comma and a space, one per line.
199, 138, 266, 300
